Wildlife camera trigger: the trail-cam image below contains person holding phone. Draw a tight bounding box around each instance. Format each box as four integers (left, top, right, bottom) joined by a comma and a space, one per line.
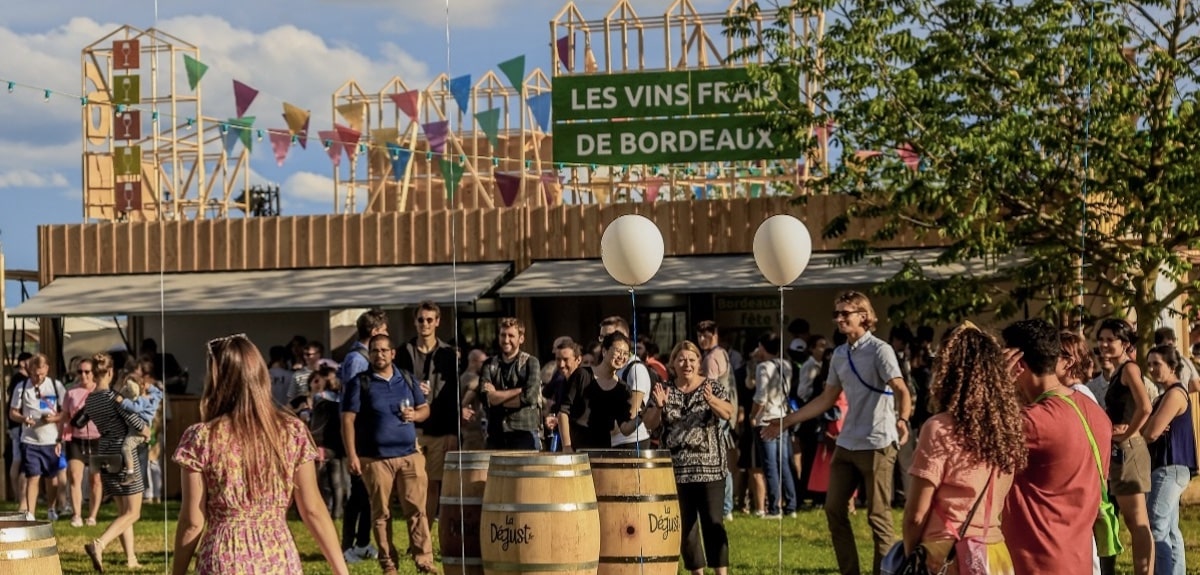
7, 353, 66, 522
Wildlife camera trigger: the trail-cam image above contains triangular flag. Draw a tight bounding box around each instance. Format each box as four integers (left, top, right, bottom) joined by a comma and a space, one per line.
645, 177, 664, 203
389, 90, 420, 121
282, 102, 309, 135
336, 102, 366, 133
498, 55, 526, 95
440, 156, 465, 201
593, 177, 611, 204
423, 120, 450, 154
298, 115, 310, 149
449, 75, 472, 111
386, 143, 411, 182
269, 130, 291, 166
233, 80, 258, 118
540, 171, 561, 205
317, 130, 341, 167
897, 143, 920, 170
527, 93, 552, 132
371, 128, 400, 146
223, 125, 240, 155
495, 172, 521, 207
236, 117, 255, 151
222, 117, 255, 154
556, 35, 572, 71
183, 54, 208, 91
474, 108, 501, 150
335, 123, 362, 159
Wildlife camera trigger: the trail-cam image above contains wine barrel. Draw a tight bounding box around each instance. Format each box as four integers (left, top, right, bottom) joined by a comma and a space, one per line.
0, 513, 27, 523
583, 449, 681, 575
440, 451, 492, 575
0, 521, 62, 575
481, 453, 600, 575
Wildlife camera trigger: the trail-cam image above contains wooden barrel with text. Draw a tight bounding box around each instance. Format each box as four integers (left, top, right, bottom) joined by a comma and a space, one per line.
440, 451, 492, 575
481, 453, 600, 575
583, 449, 681, 575
0, 521, 62, 575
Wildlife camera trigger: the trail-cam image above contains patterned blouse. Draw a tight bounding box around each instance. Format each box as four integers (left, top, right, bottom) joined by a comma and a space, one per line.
656, 377, 730, 484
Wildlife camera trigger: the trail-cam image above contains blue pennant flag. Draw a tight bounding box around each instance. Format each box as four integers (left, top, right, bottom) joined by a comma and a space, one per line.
449, 75, 472, 112
527, 92, 551, 132
387, 142, 412, 181
222, 124, 241, 155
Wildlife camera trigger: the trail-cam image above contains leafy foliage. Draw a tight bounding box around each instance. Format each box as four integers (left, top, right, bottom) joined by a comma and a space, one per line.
726, 0, 1200, 342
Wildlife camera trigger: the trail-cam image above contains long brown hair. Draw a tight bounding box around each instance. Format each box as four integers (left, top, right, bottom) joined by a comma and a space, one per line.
932, 325, 1027, 473
1059, 331, 1094, 385
202, 334, 295, 494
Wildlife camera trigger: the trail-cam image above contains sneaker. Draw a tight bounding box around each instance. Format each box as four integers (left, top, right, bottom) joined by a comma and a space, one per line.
357, 544, 379, 559
786, 511, 798, 518
342, 549, 362, 564
47, 508, 58, 522
85, 518, 97, 526
722, 513, 733, 522
752, 510, 766, 518
61, 506, 74, 518
23, 512, 34, 521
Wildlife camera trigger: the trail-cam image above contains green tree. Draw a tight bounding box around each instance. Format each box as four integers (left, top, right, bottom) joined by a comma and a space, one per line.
726, 0, 1200, 345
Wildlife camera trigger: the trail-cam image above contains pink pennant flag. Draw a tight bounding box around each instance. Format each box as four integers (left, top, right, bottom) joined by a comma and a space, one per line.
897, 143, 920, 170
813, 121, 833, 146
318, 129, 341, 167
233, 80, 259, 118
389, 90, 420, 121
269, 130, 291, 167
423, 120, 450, 154
644, 177, 664, 203
556, 35, 572, 71
495, 172, 521, 207
335, 123, 362, 159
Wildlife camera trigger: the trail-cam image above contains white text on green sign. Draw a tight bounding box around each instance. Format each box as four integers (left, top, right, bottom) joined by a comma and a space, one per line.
552, 116, 798, 165
552, 68, 778, 120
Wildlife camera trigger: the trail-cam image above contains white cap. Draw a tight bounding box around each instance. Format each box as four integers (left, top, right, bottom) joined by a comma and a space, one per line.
789, 338, 807, 353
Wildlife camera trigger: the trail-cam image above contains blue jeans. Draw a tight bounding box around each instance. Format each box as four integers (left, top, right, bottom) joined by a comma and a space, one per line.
1149, 465, 1190, 575
759, 432, 797, 514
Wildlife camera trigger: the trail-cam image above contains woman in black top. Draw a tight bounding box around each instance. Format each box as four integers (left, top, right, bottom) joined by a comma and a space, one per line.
567, 334, 634, 449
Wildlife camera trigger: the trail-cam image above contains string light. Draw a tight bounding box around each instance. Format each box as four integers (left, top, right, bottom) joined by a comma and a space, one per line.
5, 82, 12, 93
43, 89, 51, 102
80, 96, 88, 106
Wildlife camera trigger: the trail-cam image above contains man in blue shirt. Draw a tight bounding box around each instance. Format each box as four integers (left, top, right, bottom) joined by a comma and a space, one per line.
342, 334, 438, 575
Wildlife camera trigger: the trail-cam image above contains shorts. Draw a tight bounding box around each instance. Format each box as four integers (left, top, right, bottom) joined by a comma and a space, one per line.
1109, 435, 1151, 495
9, 428, 23, 461
421, 434, 457, 481
21, 443, 60, 478
67, 438, 100, 462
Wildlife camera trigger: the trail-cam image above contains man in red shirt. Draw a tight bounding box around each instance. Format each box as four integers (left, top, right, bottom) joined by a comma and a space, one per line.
1000, 319, 1112, 574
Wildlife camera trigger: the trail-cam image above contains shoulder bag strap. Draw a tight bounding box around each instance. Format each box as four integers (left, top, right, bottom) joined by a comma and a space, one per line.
1052, 393, 1113, 506
845, 348, 894, 396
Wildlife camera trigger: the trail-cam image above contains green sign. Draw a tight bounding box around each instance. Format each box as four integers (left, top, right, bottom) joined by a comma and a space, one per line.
553, 68, 779, 120
553, 115, 798, 165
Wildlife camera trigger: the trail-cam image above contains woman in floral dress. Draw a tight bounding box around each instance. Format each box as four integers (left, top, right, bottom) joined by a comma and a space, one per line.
171, 334, 349, 575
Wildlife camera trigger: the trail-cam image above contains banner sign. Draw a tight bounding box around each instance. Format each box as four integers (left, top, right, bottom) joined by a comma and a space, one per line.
553, 115, 797, 165
552, 68, 781, 121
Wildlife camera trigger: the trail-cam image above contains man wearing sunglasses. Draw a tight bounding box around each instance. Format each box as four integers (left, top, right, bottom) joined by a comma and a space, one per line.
396, 301, 459, 522
762, 291, 912, 575
8, 353, 68, 522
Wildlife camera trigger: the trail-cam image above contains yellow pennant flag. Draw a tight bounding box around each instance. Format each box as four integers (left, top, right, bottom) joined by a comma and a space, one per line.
371, 128, 400, 146
282, 102, 309, 136
591, 176, 611, 204
336, 102, 367, 133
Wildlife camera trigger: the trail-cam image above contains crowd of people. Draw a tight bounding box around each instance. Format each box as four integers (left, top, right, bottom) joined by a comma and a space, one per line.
5, 291, 1196, 575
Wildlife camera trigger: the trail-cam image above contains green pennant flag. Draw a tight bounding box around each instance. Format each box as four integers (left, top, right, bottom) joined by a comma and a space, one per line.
183, 54, 208, 91
224, 117, 255, 152
497, 55, 526, 95
441, 156, 465, 201
474, 108, 501, 150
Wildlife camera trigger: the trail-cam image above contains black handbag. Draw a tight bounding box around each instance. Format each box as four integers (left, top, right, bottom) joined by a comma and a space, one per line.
89, 453, 124, 474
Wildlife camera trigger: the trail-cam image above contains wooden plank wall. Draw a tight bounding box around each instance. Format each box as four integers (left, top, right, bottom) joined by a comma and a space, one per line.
38, 196, 935, 285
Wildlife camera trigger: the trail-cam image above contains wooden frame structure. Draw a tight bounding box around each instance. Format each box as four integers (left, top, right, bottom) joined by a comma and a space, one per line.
82, 26, 250, 222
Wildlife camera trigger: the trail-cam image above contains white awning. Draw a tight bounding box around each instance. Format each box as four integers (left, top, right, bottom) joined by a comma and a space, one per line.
9, 263, 511, 317
498, 249, 1006, 297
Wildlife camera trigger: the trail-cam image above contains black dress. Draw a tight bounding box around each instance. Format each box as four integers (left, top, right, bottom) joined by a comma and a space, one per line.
81, 389, 146, 496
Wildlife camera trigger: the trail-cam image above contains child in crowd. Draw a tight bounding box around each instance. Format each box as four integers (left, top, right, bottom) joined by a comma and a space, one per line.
115, 366, 164, 485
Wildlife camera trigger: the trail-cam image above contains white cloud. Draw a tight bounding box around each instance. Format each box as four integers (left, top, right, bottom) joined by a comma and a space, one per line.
0, 170, 69, 188
281, 171, 337, 203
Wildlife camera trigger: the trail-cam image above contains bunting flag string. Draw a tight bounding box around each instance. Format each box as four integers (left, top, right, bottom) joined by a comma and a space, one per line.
644, 177, 664, 203
233, 80, 258, 118
474, 108, 501, 150
334, 123, 362, 159
497, 55, 526, 95
282, 102, 311, 149
387, 143, 412, 182
222, 117, 255, 154
423, 120, 450, 154
317, 129, 341, 167
269, 129, 291, 166
495, 172, 521, 207
448, 75, 472, 112
440, 154, 465, 201
183, 54, 208, 91
526, 92, 551, 132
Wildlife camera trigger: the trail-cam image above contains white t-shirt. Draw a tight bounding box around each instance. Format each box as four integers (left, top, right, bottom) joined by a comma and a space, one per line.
753, 358, 791, 426
613, 360, 651, 446
9, 378, 65, 446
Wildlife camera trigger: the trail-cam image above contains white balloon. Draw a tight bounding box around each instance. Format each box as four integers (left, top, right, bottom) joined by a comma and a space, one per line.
601, 214, 665, 286
753, 215, 814, 287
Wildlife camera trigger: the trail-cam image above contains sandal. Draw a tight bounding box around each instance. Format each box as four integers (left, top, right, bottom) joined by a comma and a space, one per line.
84, 540, 105, 573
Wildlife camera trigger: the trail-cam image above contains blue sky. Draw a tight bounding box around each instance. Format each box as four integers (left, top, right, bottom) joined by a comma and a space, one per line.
0, 0, 733, 306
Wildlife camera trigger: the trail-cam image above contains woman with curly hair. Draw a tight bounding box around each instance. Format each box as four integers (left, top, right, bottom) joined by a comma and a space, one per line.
902, 323, 1026, 574
171, 334, 348, 575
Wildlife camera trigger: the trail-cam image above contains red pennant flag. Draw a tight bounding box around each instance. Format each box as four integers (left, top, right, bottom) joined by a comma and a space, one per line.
318, 129, 341, 167
496, 172, 521, 207
897, 143, 920, 170
233, 80, 259, 118
269, 130, 291, 167
335, 123, 362, 159
389, 90, 420, 121
645, 177, 664, 203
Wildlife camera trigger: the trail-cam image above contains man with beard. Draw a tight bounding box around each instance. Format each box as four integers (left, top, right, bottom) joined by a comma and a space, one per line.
479, 318, 542, 450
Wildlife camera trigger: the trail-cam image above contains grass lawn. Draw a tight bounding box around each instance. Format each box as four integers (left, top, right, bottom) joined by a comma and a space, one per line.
20, 502, 1200, 574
